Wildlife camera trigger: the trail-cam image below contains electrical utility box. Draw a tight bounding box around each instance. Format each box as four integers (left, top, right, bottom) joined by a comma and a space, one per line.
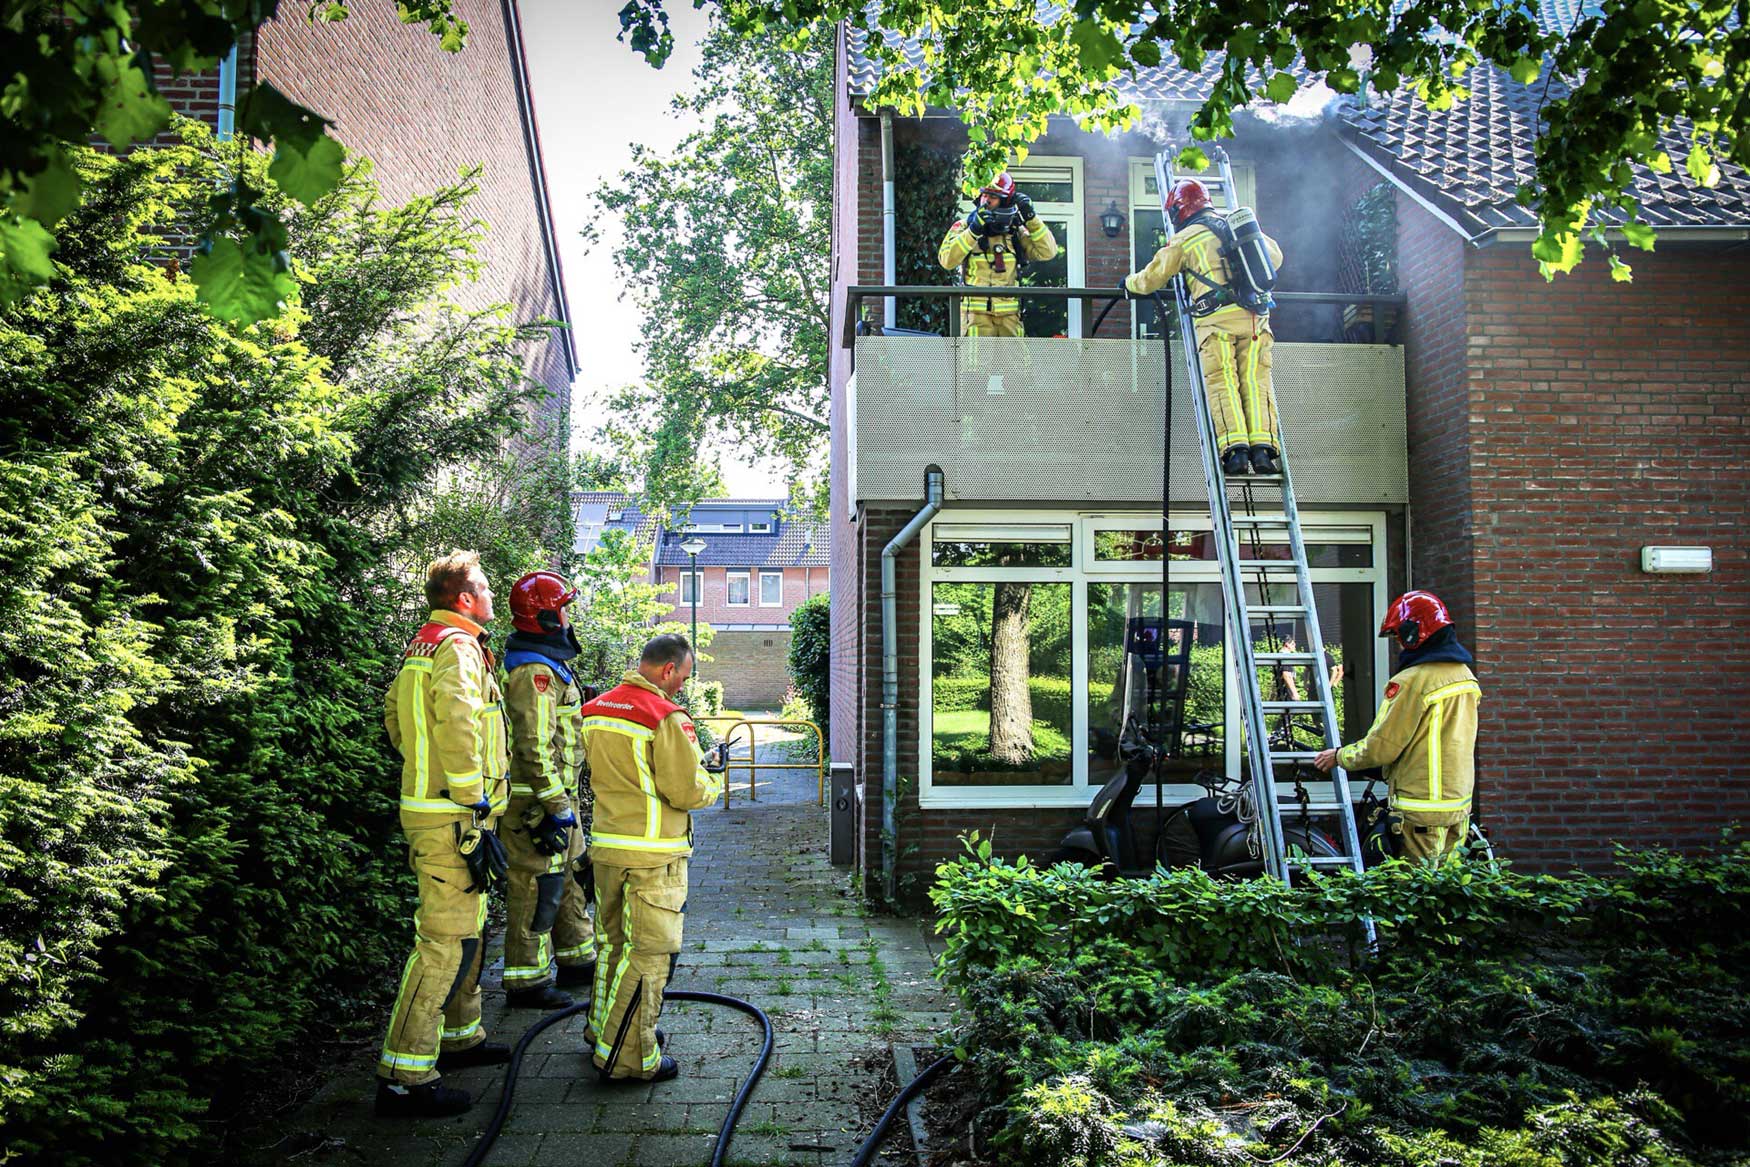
829, 762, 856, 867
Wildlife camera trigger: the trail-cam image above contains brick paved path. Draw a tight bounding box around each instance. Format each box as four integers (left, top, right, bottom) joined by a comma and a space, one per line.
262, 732, 949, 1167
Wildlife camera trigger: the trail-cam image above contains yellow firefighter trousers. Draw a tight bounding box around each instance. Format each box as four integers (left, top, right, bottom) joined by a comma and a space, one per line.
501, 796, 595, 991
377, 823, 489, 1084
1396, 810, 1469, 865
1195, 313, 1280, 454
961, 308, 1024, 338
588, 857, 688, 1080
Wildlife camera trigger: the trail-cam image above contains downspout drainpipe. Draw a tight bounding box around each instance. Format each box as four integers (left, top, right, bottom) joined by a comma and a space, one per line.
216, 42, 238, 141
881, 466, 944, 903
880, 110, 896, 331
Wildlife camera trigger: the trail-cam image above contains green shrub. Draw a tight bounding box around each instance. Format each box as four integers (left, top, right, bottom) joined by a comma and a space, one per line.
786, 592, 830, 748
933, 675, 989, 713
0, 126, 568, 1164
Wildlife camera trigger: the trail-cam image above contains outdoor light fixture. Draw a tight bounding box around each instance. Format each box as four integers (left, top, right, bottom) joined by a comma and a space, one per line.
1640, 546, 1712, 574
680, 535, 708, 666
1100, 201, 1125, 238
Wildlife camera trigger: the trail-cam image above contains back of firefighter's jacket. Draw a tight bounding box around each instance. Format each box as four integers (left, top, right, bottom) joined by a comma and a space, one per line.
1337, 661, 1480, 815
385, 609, 510, 832
581, 673, 724, 868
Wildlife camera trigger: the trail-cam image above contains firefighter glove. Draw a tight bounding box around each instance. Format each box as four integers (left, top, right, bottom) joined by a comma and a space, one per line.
532, 810, 576, 857
1014, 192, 1035, 222
964, 205, 989, 236
1119, 282, 1136, 300
459, 825, 509, 894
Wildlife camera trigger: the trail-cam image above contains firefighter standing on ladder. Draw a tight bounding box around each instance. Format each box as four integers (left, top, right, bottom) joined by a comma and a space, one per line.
1314, 591, 1481, 864
581, 634, 726, 1083
938, 172, 1059, 338
1124, 177, 1285, 477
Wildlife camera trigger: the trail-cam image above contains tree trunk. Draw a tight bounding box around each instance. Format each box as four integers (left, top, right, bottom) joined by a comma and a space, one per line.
988, 581, 1034, 765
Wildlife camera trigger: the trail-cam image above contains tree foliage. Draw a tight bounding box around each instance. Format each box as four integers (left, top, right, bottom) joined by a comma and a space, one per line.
618, 0, 1749, 276
0, 122, 565, 1164
588, 19, 831, 512
786, 591, 831, 746
0, 1, 465, 320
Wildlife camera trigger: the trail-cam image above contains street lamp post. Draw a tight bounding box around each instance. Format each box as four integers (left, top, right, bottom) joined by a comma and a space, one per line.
679, 536, 707, 672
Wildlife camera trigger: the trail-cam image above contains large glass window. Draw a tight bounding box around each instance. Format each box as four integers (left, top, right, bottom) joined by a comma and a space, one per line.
931, 581, 1074, 787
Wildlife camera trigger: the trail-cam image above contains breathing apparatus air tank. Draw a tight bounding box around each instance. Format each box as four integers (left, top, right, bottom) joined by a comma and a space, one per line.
1221, 206, 1277, 313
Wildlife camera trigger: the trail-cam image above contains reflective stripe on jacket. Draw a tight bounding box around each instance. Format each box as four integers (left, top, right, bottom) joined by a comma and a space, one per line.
1124, 220, 1283, 327
1338, 661, 1481, 814
581, 672, 724, 867
938, 216, 1059, 315
505, 661, 584, 817
384, 609, 509, 830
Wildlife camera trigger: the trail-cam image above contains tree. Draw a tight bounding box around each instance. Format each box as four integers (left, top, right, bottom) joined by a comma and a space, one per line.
0, 1, 467, 319
588, 18, 831, 511
988, 582, 1035, 765
618, 0, 1748, 277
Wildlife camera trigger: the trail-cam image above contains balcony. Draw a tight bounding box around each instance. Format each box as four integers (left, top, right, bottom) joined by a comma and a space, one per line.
845, 287, 1410, 510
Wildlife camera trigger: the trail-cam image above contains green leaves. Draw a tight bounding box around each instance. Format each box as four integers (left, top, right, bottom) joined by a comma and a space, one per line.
269, 135, 347, 205
92, 57, 174, 148
1068, 18, 1124, 75
1509, 54, 1541, 85
1686, 143, 1721, 186
0, 216, 59, 285
1264, 72, 1299, 104
191, 238, 297, 324
10, 151, 84, 228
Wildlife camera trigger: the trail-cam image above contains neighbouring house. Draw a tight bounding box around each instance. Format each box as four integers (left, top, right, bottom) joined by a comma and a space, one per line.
828, 9, 1750, 899
654, 500, 832, 710
153, 0, 576, 449
572, 490, 661, 558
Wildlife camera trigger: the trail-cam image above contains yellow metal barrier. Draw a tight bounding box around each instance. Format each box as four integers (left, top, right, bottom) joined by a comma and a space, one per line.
697, 717, 826, 807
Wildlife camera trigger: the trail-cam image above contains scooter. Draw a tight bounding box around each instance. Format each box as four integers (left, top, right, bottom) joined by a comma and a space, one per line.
1051, 721, 1161, 878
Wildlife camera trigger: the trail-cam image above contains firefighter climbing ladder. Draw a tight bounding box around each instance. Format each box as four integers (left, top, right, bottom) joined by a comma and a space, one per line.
1153, 148, 1370, 887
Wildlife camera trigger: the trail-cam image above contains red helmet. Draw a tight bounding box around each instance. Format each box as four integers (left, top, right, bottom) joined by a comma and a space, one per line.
981, 172, 1016, 203
1165, 178, 1211, 228
510, 570, 578, 634
1378, 590, 1452, 650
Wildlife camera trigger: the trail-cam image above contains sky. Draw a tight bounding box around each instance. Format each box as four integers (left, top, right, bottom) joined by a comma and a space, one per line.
520, 0, 787, 498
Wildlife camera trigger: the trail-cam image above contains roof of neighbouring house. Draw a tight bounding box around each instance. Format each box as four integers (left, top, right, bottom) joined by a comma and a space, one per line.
571, 491, 659, 555
844, 3, 1750, 233
654, 521, 831, 568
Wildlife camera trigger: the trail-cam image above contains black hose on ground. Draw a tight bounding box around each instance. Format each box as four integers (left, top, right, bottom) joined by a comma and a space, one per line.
459, 988, 773, 1167
848, 1053, 956, 1167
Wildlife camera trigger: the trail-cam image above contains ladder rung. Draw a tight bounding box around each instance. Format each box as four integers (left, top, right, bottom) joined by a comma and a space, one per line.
1231, 515, 1292, 527
1274, 799, 1352, 812
1249, 605, 1307, 616
1267, 750, 1322, 762
1289, 855, 1363, 867
1239, 561, 1304, 572
1259, 701, 1325, 712
1254, 651, 1317, 662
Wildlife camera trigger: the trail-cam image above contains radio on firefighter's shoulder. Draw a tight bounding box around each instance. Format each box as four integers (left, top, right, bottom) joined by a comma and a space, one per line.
1125, 616, 1166, 670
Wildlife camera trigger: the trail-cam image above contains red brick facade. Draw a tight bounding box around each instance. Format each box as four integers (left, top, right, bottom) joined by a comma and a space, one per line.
656, 565, 829, 627
155, 2, 573, 448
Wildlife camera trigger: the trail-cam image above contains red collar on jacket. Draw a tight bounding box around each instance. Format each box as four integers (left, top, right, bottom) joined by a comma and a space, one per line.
581, 674, 682, 730
406, 608, 491, 664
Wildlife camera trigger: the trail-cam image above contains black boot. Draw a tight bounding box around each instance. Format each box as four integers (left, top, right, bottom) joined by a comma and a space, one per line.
604, 1055, 680, 1085
555, 960, 596, 987
374, 1078, 471, 1118
437, 1041, 512, 1071
505, 983, 574, 1010
1222, 446, 1252, 476
1250, 445, 1282, 476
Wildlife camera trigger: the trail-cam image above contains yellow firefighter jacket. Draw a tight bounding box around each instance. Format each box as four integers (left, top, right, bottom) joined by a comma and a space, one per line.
504, 659, 585, 818
939, 214, 1059, 315
1125, 218, 1283, 329
385, 609, 510, 831
580, 672, 724, 868
1338, 662, 1481, 815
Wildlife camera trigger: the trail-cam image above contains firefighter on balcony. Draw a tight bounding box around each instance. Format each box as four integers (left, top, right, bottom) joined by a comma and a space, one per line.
582, 634, 727, 1083
939, 172, 1059, 338
500, 571, 597, 1010
376, 551, 512, 1119
1124, 178, 1285, 476
1313, 591, 1481, 865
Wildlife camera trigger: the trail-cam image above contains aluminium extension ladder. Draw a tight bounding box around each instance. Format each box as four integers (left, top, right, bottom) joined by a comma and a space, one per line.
1152, 148, 1370, 888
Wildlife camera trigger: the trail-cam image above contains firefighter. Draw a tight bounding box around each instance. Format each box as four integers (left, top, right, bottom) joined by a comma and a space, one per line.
939, 172, 1060, 338
1313, 590, 1481, 865
582, 633, 725, 1083
376, 550, 512, 1118
1124, 178, 1285, 476
500, 570, 597, 1009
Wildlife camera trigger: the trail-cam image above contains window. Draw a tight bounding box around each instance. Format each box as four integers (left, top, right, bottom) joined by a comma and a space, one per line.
750, 521, 773, 533
678, 571, 702, 605
921, 510, 1389, 808
957, 157, 1085, 337
1127, 157, 1257, 340
759, 571, 783, 606
726, 571, 751, 606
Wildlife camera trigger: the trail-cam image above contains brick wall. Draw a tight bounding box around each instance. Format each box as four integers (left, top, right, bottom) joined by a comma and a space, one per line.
656, 565, 827, 627
1461, 243, 1750, 866
702, 630, 795, 710
251, 0, 572, 446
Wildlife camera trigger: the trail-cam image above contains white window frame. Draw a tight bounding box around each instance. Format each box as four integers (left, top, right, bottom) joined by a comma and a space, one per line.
726, 570, 752, 607
758, 570, 784, 607
918, 508, 1388, 809
750, 521, 773, 533
678, 570, 703, 605
958, 156, 1086, 336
